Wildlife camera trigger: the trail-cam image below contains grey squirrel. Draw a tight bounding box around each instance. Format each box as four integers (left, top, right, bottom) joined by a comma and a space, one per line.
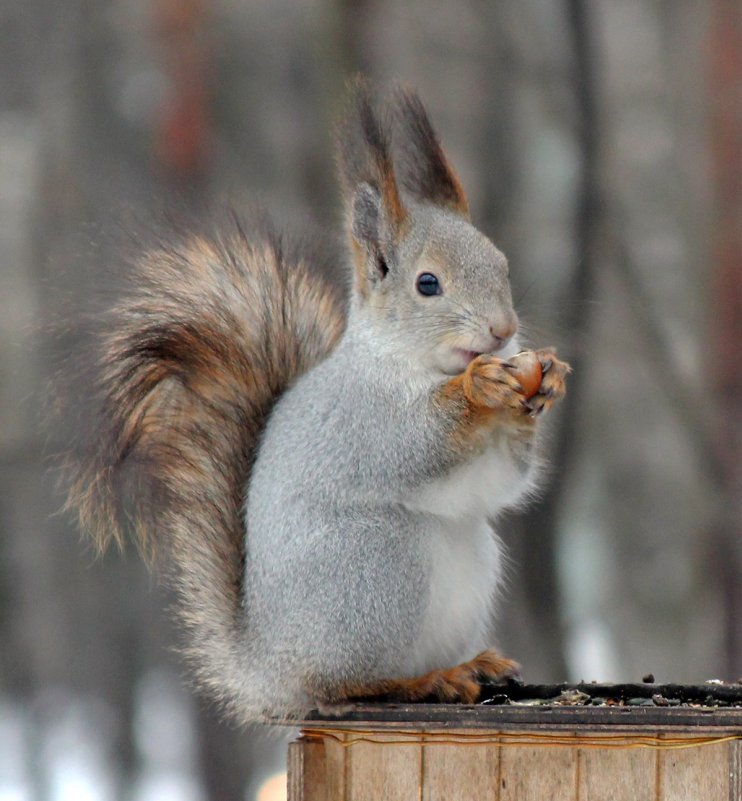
65, 79, 569, 722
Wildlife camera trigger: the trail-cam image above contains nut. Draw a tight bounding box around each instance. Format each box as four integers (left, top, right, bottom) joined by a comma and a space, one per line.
509, 351, 543, 399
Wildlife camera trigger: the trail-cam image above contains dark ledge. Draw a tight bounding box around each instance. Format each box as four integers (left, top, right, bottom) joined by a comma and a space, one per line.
292, 682, 742, 732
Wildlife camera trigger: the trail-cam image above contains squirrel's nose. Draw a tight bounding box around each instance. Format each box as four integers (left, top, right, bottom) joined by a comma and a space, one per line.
489, 317, 517, 350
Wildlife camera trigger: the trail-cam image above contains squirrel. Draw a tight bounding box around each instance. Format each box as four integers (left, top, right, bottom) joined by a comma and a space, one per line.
64, 79, 569, 723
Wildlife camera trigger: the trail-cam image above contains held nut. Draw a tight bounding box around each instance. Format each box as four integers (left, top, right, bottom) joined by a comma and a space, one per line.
509, 351, 542, 399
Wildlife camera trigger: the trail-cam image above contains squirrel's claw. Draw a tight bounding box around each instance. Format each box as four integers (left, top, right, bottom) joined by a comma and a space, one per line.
530, 349, 570, 415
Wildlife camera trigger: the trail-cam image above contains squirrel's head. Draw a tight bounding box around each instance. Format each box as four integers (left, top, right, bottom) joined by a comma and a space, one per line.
337, 79, 518, 376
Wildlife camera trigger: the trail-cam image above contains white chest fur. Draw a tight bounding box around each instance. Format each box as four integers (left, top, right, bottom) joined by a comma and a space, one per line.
399, 441, 536, 674
404, 515, 502, 675
408, 439, 534, 521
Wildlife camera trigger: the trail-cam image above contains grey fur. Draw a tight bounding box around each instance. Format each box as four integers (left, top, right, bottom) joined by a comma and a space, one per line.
239, 192, 541, 718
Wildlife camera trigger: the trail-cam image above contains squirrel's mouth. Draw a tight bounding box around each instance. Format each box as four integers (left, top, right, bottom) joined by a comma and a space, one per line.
449, 335, 520, 373
448, 348, 486, 374
453, 348, 484, 365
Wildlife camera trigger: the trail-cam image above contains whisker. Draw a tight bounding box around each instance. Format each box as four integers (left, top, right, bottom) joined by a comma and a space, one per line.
514, 275, 540, 308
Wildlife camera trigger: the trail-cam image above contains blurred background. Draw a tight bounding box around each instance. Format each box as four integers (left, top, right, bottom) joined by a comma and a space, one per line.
1, 0, 740, 799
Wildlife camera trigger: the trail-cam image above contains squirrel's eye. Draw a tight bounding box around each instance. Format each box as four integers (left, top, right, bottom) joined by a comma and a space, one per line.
416, 272, 442, 297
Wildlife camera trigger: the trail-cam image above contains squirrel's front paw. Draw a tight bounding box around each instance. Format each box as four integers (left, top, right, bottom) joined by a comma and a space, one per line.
524, 348, 570, 417
463, 354, 531, 416
502, 349, 570, 418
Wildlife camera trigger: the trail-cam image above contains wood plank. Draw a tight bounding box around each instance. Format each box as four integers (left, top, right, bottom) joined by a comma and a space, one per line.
346, 733, 422, 801
577, 743, 656, 801
421, 732, 497, 801
658, 740, 729, 801
297, 702, 742, 731
499, 741, 577, 801
321, 731, 347, 801
290, 726, 740, 801
287, 739, 304, 801
286, 738, 304, 801
289, 734, 347, 801
304, 738, 328, 801
730, 739, 742, 801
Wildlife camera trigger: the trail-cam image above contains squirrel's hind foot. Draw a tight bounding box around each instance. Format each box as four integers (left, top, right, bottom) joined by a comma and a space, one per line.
335, 649, 520, 706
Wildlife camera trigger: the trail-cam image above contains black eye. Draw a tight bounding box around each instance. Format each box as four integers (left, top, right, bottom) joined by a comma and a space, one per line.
416, 272, 442, 297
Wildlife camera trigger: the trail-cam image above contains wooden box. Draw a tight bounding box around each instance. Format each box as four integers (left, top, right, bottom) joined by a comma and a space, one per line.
286, 689, 742, 801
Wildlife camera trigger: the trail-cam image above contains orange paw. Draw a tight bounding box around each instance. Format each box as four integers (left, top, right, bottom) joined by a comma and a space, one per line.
421, 649, 521, 703
520, 348, 570, 417
340, 649, 521, 705
463, 355, 530, 416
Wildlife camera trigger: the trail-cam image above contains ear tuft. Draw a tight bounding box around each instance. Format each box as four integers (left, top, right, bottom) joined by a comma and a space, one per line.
336, 76, 408, 241
393, 88, 470, 218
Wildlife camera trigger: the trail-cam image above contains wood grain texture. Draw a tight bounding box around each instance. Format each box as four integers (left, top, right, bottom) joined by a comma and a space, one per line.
346, 734, 422, 801
658, 740, 729, 801
421, 733, 497, 801
291, 724, 741, 801
730, 739, 742, 801
499, 742, 577, 801
289, 734, 347, 801
305, 738, 329, 801
287, 740, 306, 801
322, 731, 347, 801
577, 744, 656, 801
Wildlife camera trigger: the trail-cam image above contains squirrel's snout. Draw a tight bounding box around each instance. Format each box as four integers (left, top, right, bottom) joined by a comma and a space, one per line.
488, 318, 518, 351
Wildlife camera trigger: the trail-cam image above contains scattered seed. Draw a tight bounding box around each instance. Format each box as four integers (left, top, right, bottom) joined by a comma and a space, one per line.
652, 694, 669, 706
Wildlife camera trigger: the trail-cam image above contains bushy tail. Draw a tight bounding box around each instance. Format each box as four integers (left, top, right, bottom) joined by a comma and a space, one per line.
63, 216, 344, 716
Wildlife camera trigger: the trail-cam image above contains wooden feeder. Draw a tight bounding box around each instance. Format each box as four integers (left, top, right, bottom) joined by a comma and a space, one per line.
285, 683, 742, 800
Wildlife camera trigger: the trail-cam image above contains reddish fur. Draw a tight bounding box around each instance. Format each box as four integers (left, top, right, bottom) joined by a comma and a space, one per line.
435, 350, 570, 452
441, 161, 470, 217
337, 78, 410, 294
381, 167, 409, 237
349, 237, 371, 299
336, 649, 520, 704
61, 221, 344, 716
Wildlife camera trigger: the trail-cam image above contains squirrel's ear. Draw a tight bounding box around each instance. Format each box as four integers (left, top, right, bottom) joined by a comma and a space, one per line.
337, 77, 408, 293
394, 88, 470, 218
351, 183, 382, 248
